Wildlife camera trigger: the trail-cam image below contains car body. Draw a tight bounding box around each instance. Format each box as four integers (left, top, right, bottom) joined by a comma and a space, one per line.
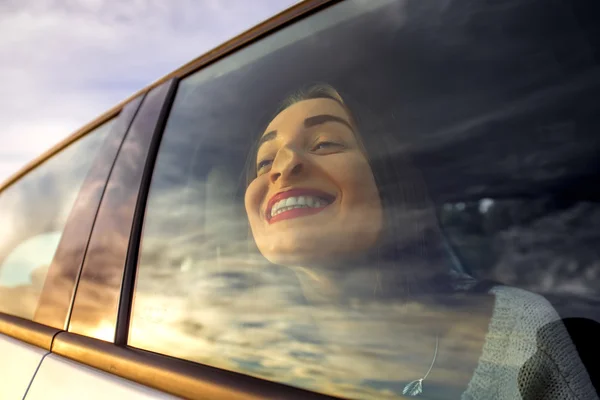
1, 0, 599, 399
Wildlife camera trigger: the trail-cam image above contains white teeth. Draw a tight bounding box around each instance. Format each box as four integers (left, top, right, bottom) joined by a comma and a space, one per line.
270, 195, 331, 218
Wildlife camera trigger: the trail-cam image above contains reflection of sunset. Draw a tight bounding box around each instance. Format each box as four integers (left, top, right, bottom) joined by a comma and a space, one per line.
129, 248, 494, 399
90, 320, 117, 343
0, 121, 111, 321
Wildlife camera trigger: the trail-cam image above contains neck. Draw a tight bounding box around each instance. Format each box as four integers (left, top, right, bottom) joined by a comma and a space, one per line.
290, 259, 389, 304
289, 254, 458, 305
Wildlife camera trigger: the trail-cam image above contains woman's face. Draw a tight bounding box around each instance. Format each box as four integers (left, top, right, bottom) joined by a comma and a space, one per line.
245, 98, 383, 266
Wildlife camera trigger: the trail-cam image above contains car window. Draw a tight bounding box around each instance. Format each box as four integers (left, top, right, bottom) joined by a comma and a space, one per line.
0, 232, 62, 287
0, 120, 113, 319
130, 1, 600, 399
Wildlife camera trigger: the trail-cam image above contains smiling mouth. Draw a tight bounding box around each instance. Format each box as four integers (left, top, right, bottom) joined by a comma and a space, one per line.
266, 190, 335, 224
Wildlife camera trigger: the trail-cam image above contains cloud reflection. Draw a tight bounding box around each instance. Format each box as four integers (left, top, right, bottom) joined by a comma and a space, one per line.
0, 123, 109, 320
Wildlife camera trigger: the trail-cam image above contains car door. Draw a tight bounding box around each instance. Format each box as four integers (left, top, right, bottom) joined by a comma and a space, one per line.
0, 325, 52, 400
24, 74, 323, 400
120, 0, 599, 398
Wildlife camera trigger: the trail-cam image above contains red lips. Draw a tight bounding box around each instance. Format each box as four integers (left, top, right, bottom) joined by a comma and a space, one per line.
266, 188, 335, 224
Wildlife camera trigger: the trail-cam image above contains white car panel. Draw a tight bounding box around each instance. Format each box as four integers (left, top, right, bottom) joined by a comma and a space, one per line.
26, 354, 180, 400
0, 333, 48, 400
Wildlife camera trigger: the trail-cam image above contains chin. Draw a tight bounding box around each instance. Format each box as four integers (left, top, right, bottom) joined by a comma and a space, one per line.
261, 245, 351, 268
256, 233, 377, 267
262, 251, 314, 267
260, 246, 326, 267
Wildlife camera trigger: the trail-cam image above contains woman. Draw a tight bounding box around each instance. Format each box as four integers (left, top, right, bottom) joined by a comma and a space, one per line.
243, 84, 596, 399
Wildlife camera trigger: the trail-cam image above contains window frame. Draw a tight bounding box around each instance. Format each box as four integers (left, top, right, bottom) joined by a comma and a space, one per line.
34, 96, 145, 331
67, 79, 177, 341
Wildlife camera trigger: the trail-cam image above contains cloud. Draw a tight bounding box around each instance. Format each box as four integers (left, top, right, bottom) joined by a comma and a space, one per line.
0, 0, 298, 183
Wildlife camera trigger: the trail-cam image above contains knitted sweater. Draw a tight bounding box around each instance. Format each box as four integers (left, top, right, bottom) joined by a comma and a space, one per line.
462, 285, 598, 400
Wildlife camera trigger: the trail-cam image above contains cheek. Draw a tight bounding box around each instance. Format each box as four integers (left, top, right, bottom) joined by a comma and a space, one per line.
335, 157, 381, 208
244, 178, 267, 228
336, 157, 383, 236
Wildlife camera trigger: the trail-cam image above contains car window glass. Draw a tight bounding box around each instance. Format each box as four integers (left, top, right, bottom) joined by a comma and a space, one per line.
130, 1, 600, 399
0, 232, 62, 287
0, 120, 113, 319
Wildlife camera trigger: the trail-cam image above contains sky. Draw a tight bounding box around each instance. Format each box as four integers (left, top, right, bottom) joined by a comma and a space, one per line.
0, 0, 299, 184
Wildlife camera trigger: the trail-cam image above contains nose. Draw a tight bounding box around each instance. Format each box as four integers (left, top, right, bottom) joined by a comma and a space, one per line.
269, 146, 304, 184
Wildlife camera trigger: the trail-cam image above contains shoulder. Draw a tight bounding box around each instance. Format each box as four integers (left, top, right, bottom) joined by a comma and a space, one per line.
489, 285, 560, 320
486, 285, 561, 339
483, 285, 597, 399
463, 285, 553, 398
480, 285, 560, 360
466, 285, 558, 381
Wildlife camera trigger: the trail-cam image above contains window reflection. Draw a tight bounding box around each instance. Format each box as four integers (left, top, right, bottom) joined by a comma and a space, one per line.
0, 121, 112, 319
130, 0, 600, 398
0, 232, 61, 287
67, 84, 173, 342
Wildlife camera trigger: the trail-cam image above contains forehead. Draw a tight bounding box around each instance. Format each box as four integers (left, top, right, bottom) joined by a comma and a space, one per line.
264, 98, 350, 134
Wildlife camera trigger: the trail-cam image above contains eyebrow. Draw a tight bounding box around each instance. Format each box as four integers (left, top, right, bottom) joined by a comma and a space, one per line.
304, 114, 353, 131
256, 114, 353, 154
256, 130, 277, 152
